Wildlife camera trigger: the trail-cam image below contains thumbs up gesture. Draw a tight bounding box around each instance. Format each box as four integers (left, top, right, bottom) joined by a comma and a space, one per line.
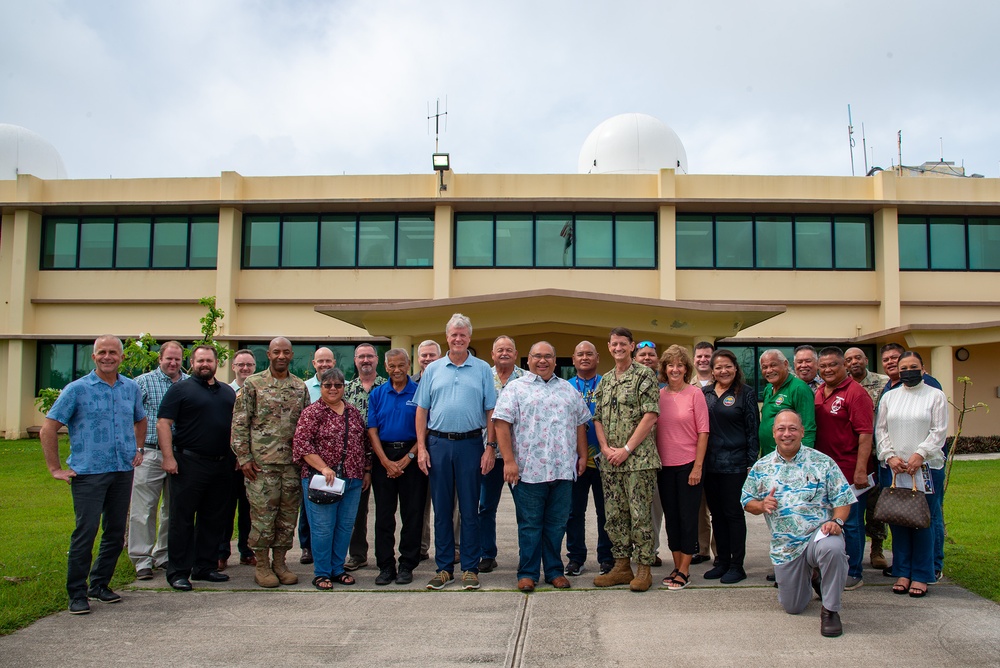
761, 487, 778, 514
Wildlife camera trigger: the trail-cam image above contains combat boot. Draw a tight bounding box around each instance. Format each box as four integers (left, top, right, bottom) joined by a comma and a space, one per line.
629, 564, 652, 592
253, 550, 279, 588
271, 548, 299, 585
593, 558, 633, 587
869, 539, 888, 569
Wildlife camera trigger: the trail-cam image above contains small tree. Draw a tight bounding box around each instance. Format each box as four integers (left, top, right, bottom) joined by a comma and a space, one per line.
121, 331, 162, 377
942, 376, 990, 503
34, 388, 62, 416
192, 296, 231, 363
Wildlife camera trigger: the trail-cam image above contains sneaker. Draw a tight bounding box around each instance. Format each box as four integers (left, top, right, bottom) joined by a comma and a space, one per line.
564, 560, 584, 576
375, 568, 396, 586
930, 570, 943, 584
599, 561, 614, 575
426, 570, 454, 590
720, 566, 747, 584
87, 585, 122, 603
135, 568, 154, 581
461, 571, 481, 590
69, 598, 91, 615
843, 576, 864, 591
479, 558, 498, 573
704, 564, 728, 580
344, 556, 368, 572
395, 569, 413, 585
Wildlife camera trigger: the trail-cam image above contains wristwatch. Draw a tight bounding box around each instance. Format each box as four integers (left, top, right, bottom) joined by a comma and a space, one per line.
137, 446, 145, 454
833, 518, 845, 527
407, 452, 416, 460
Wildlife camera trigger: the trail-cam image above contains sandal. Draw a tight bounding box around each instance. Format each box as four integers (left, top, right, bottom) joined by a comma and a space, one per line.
661, 569, 680, 587
892, 578, 910, 595
908, 583, 928, 598
332, 572, 356, 586
666, 571, 690, 590
312, 576, 334, 591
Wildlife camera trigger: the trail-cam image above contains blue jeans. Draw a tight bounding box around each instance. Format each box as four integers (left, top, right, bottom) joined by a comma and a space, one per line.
844, 489, 867, 579
298, 496, 311, 550
932, 467, 945, 574
565, 466, 612, 565
510, 480, 572, 583
879, 465, 944, 580
428, 434, 483, 573
301, 477, 363, 579
478, 459, 505, 559
67, 471, 133, 600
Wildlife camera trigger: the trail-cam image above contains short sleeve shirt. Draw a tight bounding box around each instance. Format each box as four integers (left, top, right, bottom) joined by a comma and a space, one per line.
592, 362, 660, 472
414, 354, 497, 432
759, 374, 816, 457
134, 367, 187, 445
158, 376, 236, 458
367, 379, 419, 442
344, 376, 387, 429
741, 446, 856, 565
568, 374, 602, 467
814, 376, 875, 480
493, 373, 592, 483
48, 371, 146, 475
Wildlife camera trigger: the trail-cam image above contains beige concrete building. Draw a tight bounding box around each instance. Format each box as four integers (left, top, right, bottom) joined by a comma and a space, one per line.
3, 128, 1000, 439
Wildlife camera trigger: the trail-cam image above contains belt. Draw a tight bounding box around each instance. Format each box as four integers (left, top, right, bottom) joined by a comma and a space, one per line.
144, 443, 159, 450
383, 441, 416, 448
428, 429, 482, 440
178, 450, 228, 462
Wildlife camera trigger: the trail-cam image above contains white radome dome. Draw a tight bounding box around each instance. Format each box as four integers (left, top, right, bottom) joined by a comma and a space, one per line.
578, 113, 687, 175
0, 124, 68, 180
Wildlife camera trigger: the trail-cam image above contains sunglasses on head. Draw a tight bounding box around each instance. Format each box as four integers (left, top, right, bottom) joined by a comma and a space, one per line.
321, 382, 345, 389
636, 341, 656, 349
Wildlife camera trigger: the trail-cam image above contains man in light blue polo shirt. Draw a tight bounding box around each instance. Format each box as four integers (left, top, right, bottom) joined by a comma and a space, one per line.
41, 335, 147, 615
415, 313, 497, 590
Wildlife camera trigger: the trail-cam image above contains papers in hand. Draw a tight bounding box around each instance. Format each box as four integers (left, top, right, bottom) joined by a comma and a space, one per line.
894, 466, 934, 495
310, 473, 345, 495
849, 473, 875, 500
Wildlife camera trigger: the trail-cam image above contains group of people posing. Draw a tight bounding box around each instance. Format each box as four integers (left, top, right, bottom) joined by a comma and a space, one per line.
41, 317, 949, 639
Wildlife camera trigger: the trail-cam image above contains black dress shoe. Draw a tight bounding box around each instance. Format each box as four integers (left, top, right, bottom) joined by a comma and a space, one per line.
375, 569, 397, 586
300, 548, 313, 565
87, 585, 121, 603
690, 554, 710, 565
170, 578, 193, 591
192, 570, 230, 582
820, 607, 843, 637
479, 558, 497, 573
69, 598, 91, 614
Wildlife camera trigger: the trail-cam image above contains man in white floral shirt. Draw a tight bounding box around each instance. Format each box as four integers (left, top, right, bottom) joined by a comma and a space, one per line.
493, 341, 591, 593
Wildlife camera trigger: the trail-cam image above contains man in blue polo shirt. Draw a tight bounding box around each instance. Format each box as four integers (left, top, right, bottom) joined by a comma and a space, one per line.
416, 313, 497, 590
41, 335, 147, 615
368, 348, 427, 586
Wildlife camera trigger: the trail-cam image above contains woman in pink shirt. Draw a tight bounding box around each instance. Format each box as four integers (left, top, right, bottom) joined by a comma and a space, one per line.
656, 344, 710, 590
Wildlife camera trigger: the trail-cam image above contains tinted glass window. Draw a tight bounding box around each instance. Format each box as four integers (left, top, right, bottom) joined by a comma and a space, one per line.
615, 215, 655, 268
928, 218, 966, 270
152, 218, 189, 268
898, 217, 928, 269
358, 215, 395, 267
189, 218, 218, 268
795, 216, 833, 269
281, 216, 319, 268
574, 215, 613, 267
78, 219, 115, 268
320, 216, 357, 267
834, 216, 872, 269
968, 218, 1000, 270
716, 215, 753, 268
535, 214, 573, 267
455, 215, 493, 267
755, 216, 793, 268
675, 215, 713, 268
244, 217, 280, 267
496, 214, 532, 267
42, 218, 79, 268
397, 215, 434, 267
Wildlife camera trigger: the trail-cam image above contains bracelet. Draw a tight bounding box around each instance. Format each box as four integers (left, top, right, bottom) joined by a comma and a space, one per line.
623, 445, 631, 454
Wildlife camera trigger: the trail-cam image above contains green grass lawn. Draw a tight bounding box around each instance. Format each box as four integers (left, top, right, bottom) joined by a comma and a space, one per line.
0, 438, 135, 635
1, 438, 997, 635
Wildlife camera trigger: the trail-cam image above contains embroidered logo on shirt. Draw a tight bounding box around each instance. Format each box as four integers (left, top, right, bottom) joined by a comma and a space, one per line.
723, 396, 735, 407
830, 397, 845, 414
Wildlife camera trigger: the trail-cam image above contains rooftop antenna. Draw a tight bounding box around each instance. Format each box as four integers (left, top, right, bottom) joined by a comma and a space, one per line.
861, 122, 869, 174
939, 137, 944, 162
427, 97, 449, 192
897, 130, 902, 175
847, 105, 856, 176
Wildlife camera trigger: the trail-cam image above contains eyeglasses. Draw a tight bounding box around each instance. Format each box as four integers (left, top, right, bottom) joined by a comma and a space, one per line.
529, 354, 555, 361
233, 363, 255, 368
636, 341, 656, 349
321, 382, 345, 389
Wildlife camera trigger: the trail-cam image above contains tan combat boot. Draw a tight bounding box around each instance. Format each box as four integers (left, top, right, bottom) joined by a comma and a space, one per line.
593, 558, 634, 587
630, 564, 652, 592
271, 548, 299, 585
869, 538, 888, 570
254, 550, 279, 588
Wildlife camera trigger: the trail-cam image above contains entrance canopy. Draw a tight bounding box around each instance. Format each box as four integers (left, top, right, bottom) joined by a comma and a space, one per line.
316, 289, 785, 344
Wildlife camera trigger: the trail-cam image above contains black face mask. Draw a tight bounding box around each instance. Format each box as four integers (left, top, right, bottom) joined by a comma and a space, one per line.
899, 369, 923, 387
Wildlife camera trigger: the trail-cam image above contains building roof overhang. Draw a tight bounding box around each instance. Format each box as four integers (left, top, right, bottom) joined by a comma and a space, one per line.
853, 320, 1000, 348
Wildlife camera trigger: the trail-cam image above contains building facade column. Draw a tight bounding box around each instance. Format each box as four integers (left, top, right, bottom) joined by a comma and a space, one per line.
433, 204, 452, 300
929, 345, 955, 435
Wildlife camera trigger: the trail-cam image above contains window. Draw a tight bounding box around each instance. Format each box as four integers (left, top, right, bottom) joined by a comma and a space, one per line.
898, 215, 1000, 271
242, 213, 433, 268
677, 213, 872, 270
454, 213, 655, 268
41, 215, 218, 269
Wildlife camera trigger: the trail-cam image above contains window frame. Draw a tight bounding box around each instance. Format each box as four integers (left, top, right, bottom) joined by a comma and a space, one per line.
898, 215, 1000, 272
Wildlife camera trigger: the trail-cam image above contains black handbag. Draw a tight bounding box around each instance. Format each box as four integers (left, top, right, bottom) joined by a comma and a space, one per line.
873, 472, 931, 529
307, 410, 350, 505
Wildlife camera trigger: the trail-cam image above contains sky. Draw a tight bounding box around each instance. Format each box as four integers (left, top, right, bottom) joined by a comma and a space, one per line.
2, 0, 998, 180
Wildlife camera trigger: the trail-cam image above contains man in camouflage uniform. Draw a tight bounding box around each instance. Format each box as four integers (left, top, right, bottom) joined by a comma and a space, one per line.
231, 337, 310, 588
845, 347, 891, 570
592, 327, 661, 592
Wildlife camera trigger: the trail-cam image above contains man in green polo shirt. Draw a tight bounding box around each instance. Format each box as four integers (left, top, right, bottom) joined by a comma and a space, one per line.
758, 349, 816, 457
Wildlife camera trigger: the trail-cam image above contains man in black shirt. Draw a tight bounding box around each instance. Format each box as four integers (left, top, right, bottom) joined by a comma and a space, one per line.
158, 345, 237, 591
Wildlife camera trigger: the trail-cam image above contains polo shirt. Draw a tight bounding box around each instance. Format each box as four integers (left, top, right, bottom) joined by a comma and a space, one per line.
47, 371, 145, 475
814, 376, 874, 481
158, 376, 237, 458
305, 375, 321, 403
413, 353, 496, 433
367, 379, 419, 442
759, 374, 816, 457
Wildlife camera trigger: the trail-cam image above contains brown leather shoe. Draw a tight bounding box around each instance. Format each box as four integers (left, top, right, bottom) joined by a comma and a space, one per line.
548, 575, 571, 589
821, 607, 843, 637
217, 559, 228, 572
517, 578, 535, 592
240, 555, 257, 566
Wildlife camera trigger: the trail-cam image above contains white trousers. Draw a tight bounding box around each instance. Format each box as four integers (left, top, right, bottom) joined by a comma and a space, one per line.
127, 448, 170, 570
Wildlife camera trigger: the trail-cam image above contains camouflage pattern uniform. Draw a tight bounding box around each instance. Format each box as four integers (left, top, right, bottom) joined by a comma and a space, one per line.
231, 368, 309, 550
593, 362, 661, 565
862, 369, 890, 543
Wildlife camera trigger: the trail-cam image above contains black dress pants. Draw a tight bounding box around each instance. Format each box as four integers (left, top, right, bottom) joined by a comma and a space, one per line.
167, 453, 231, 582
703, 470, 749, 567
218, 466, 252, 560
372, 449, 428, 572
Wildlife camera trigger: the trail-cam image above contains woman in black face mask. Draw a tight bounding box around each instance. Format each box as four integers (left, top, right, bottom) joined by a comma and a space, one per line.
873, 351, 948, 598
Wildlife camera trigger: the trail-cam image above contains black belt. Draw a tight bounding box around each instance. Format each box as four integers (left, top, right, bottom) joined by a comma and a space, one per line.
178, 450, 228, 462
144, 443, 159, 450
383, 441, 416, 448
428, 429, 481, 440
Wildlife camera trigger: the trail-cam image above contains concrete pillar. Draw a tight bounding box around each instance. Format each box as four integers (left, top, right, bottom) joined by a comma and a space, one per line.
390, 335, 413, 356
929, 345, 955, 435
433, 204, 452, 300
873, 203, 901, 330
658, 204, 677, 301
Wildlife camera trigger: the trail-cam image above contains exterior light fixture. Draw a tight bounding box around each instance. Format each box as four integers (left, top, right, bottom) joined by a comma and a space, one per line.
432, 153, 450, 171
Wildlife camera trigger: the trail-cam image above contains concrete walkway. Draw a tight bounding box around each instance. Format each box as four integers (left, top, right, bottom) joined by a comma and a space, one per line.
3, 492, 999, 666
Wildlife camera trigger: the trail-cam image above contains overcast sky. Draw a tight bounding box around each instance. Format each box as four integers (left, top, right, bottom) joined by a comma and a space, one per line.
3, 1, 998, 180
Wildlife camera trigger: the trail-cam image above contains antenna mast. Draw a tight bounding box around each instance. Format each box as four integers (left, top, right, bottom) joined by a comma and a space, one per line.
861, 123, 869, 174
897, 130, 902, 175
847, 105, 856, 176
427, 97, 448, 152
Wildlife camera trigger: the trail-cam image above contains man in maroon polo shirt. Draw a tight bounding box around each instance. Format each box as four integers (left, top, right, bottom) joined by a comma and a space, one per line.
814, 346, 874, 591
